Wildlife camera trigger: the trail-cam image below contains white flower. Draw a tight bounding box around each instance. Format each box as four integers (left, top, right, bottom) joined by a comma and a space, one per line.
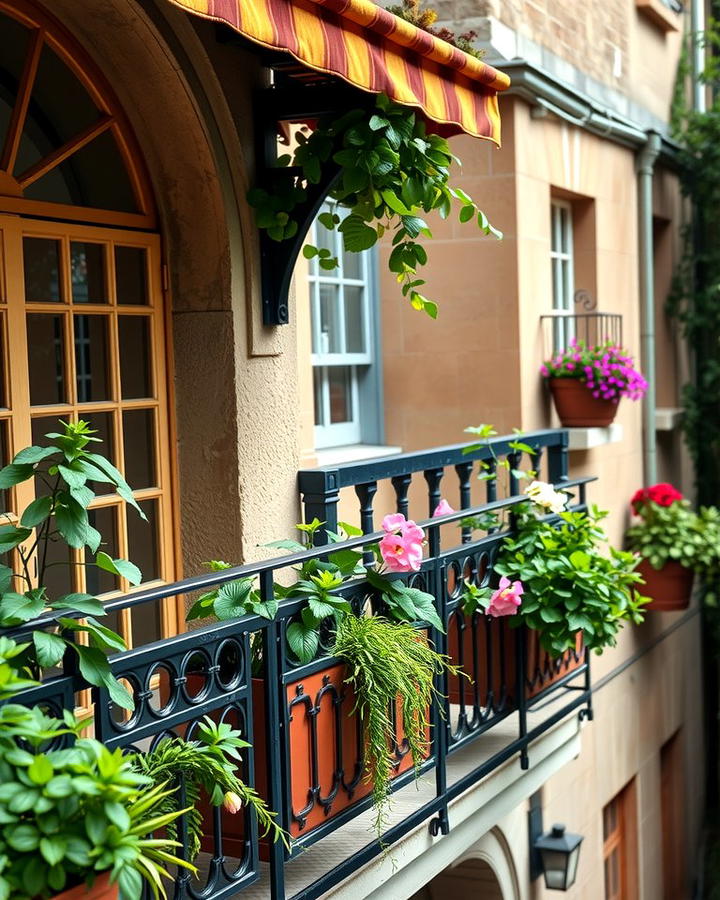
525, 480, 567, 514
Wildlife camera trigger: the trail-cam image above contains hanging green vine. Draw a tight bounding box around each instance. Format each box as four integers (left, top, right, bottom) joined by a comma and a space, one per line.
248, 93, 502, 318
667, 17, 720, 509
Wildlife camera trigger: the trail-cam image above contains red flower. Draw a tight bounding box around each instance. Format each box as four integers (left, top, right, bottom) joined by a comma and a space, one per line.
631, 483, 683, 514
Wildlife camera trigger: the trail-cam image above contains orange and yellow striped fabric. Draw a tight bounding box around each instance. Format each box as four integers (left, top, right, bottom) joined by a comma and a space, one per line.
166, 0, 510, 144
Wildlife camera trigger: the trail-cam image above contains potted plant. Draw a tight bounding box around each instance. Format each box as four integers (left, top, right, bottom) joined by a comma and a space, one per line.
192, 515, 455, 843
540, 339, 648, 427
625, 483, 720, 610
0, 703, 195, 900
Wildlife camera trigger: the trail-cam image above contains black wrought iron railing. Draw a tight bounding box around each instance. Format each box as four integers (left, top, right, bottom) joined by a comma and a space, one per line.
4, 431, 593, 900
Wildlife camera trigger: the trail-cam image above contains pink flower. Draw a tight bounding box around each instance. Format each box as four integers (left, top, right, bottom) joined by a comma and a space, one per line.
223, 791, 243, 814
379, 531, 423, 572
487, 576, 523, 617
382, 513, 407, 533
433, 499, 455, 518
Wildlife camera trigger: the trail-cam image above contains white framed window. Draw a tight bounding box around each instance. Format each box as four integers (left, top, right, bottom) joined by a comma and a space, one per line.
309, 205, 382, 449
550, 199, 575, 351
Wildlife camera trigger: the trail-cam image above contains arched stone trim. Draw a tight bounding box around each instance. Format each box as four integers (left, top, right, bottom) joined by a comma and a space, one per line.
447, 827, 521, 900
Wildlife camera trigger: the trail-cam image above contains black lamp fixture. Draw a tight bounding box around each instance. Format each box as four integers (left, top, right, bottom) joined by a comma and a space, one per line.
529, 793, 584, 891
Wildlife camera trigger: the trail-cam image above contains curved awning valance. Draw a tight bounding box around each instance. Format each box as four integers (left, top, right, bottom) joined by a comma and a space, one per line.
166, 0, 510, 144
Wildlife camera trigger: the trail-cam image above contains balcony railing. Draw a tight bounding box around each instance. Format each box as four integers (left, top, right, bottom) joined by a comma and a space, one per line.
5, 430, 593, 900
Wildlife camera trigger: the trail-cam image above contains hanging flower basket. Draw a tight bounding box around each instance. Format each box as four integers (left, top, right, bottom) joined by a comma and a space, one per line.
541, 339, 647, 428
548, 378, 619, 427
636, 558, 693, 611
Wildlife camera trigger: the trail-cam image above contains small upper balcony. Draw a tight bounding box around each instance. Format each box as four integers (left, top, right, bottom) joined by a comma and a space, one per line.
7, 429, 593, 900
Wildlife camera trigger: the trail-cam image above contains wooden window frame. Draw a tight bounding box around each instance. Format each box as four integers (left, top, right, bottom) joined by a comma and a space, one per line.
602, 779, 639, 900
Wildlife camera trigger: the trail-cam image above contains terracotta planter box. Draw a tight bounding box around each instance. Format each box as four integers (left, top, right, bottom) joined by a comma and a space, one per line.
54, 873, 117, 900
525, 630, 584, 699
447, 615, 516, 708
196, 662, 424, 857
447, 616, 584, 705
549, 377, 619, 427
637, 558, 693, 611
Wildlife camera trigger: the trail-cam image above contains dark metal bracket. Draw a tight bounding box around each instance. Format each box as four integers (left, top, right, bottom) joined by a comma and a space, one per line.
253, 82, 373, 325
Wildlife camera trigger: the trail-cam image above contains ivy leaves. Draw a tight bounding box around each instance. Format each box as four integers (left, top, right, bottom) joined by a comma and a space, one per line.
248, 94, 502, 317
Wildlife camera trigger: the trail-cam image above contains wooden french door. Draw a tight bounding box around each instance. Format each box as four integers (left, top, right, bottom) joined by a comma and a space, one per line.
0, 213, 178, 645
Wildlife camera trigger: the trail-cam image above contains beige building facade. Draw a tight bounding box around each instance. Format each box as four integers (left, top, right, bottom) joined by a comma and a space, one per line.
0, 0, 705, 898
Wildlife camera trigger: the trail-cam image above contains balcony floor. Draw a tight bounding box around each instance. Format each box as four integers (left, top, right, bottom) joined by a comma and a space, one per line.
197, 686, 586, 899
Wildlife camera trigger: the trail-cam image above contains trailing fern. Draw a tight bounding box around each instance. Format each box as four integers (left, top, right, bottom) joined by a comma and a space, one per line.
332, 615, 460, 836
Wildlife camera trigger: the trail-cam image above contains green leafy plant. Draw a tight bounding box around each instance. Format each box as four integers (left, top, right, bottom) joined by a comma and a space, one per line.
186, 560, 277, 622
0, 420, 145, 710
626, 484, 720, 584
131, 716, 287, 860
332, 614, 459, 835
248, 93, 501, 318
490, 503, 647, 656
0, 703, 195, 900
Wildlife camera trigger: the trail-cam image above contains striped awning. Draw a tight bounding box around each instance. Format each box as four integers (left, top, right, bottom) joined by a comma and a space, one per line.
166, 0, 510, 144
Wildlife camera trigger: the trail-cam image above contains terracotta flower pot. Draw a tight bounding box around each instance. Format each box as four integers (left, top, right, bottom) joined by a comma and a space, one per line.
637, 558, 693, 611
53, 873, 117, 900
549, 378, 619, 427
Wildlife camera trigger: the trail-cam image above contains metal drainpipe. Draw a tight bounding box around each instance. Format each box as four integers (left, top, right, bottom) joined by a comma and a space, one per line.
637, 131, 661, 486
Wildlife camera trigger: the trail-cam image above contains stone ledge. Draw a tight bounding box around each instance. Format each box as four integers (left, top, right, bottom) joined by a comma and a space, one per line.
655, 407, 684, 432
567, 423, 624, 450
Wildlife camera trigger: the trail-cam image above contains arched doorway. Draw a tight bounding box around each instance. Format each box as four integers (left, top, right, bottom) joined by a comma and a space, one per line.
411, 858, 505, 900
0, 0, 177, 645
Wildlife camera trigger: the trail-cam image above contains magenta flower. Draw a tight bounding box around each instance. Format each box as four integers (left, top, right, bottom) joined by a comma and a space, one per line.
382, 513, 407, 533
433, 498, 455, 517
487, 576, 523, 617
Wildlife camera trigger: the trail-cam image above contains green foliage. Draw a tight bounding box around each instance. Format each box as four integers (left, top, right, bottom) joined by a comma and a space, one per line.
186, 563, 277, 623
248, 94, 501, 318
668, 19, 720, 507
332, 614, 459, 835
0, 704, 195, 900
0, 421, 145, 710
492, 505, 647, 656
131, 716, 286, 860
626, 500, 720, 578
462, 424, 538, 486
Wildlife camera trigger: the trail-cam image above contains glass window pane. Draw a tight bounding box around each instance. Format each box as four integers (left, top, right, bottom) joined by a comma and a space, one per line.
0, 420, 9, 514
23, 238, 62, 303
27, 314, 67, 404
71, 242, 107, 304
115, 247, 148, 305
40, 532, 74, 602
313, 368, 324, 426
118, 316, 152, 399
85, 506, 120, 595
344, 286, 365, 353
74, 315, 111, 402
561, 207, 572, 254
328, 367, 352, 424
128, 499, 160, 584
131, 596, 162, 647
84, 411, 115, 496
122, 409, 156, 490
342, 247, 362, 280
319, 284, 341, 354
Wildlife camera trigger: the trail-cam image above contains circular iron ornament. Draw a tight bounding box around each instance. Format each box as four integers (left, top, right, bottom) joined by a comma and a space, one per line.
181, 648, 213, 703
216, 638, 245, 690
146, 661, 178, 718
109, 674, 141, 731
475, 552, 490, 586
573, 288, 596, 311
446, 559, 462, 599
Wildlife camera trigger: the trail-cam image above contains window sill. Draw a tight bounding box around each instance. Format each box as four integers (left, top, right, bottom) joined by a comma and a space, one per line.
636, 0, 681, 32
655, 407, 684, 432
567, 424, 623, 451
313, 444, 403, 467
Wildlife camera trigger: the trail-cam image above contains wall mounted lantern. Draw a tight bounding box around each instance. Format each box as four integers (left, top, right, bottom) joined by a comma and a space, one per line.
529, 793, 584, 891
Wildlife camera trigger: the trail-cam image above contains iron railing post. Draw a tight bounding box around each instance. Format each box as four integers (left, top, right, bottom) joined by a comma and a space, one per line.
298, 468, 340, 544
